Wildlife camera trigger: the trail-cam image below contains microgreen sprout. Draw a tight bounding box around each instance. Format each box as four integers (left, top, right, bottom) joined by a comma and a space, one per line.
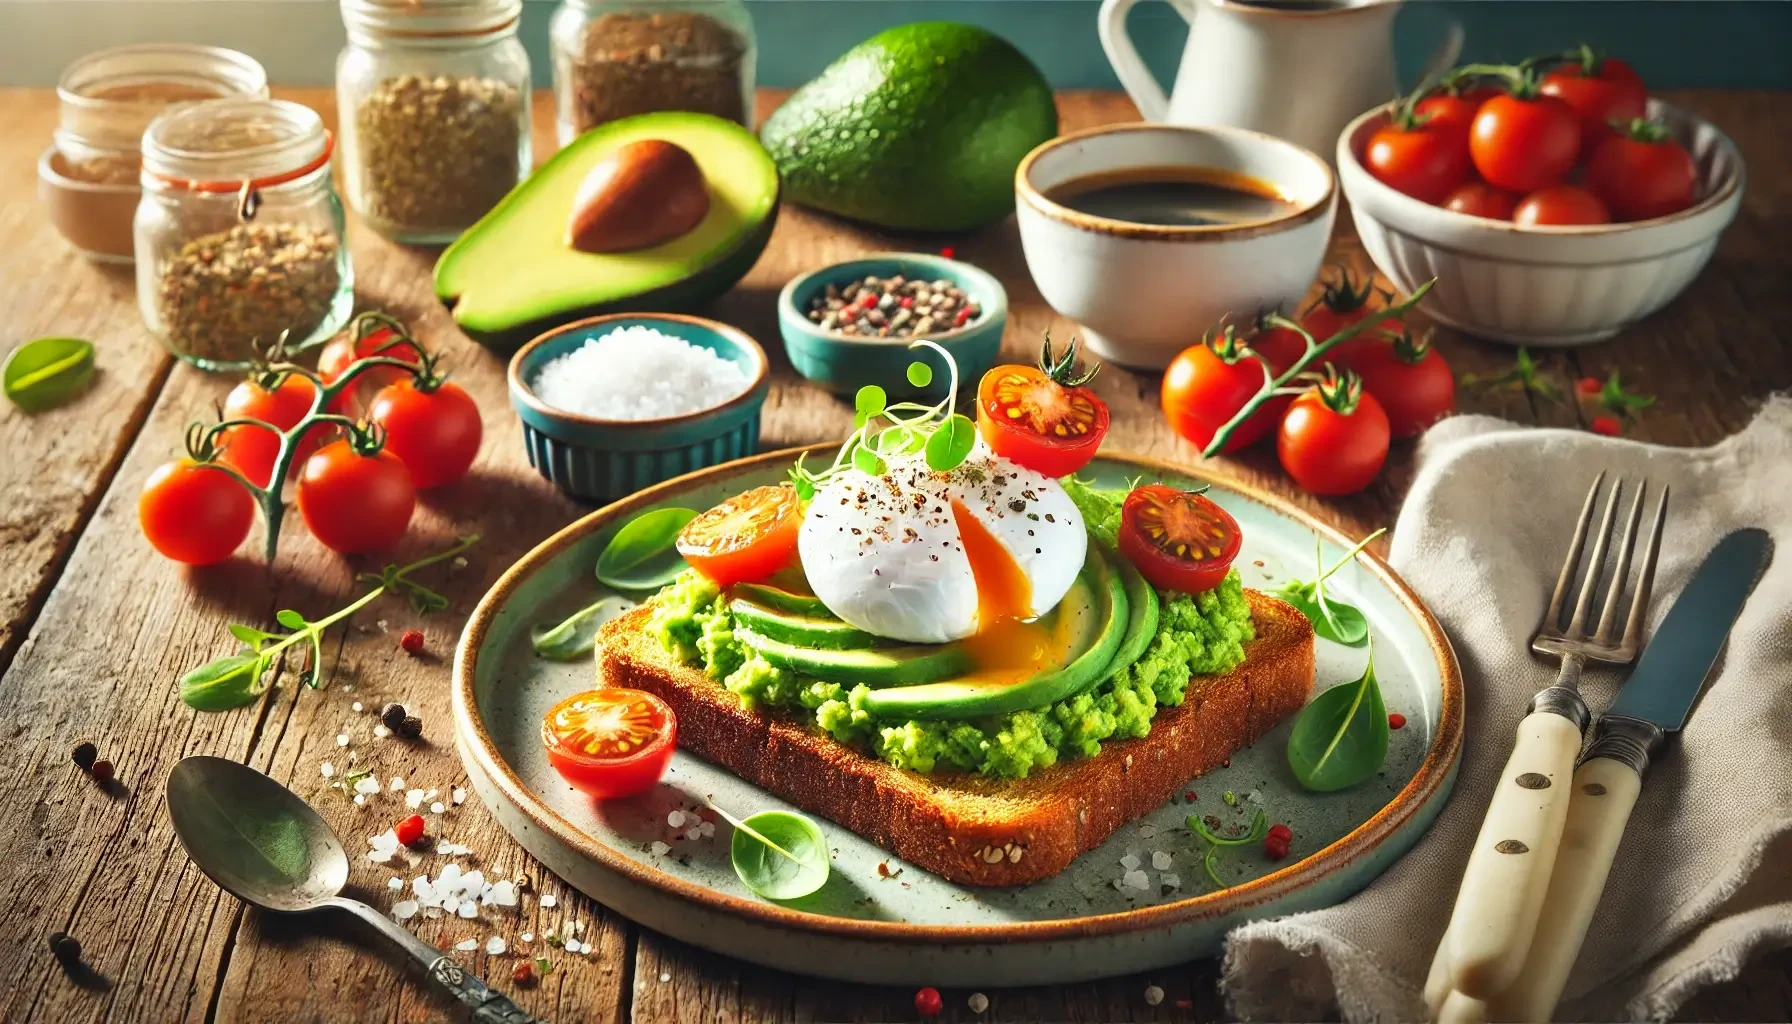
1188, 808, 1269, 888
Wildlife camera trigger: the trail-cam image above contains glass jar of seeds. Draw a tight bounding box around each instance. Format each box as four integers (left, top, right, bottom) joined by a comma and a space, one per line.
549, 0, 755, 146
337, 0, 531, 243
134, 99, 353, 371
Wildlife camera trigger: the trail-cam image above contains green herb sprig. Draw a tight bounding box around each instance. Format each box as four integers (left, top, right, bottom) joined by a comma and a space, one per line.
179, 534, 479, 711
595, 507, 698, 590
531, 596, 635, 661
1286, 640, 1389, 792
1460, 347, 1561, 405
1275, 528, 1387, 646
1188, 807, 1268, 888
4, 337, 96, 412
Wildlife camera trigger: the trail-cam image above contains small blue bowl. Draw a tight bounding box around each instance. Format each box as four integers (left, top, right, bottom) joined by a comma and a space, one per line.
508, 313, 770, 504
778, 252, 1008, 401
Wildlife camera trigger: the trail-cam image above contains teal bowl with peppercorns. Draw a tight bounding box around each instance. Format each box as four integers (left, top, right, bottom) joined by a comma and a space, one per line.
777, 253, 1008, 401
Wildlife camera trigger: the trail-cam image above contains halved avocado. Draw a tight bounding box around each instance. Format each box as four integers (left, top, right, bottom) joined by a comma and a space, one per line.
434, 112, 780, 350
729, 598, 881, 651
730, 582, 832, 619
858, 545, 1129, 721
734, 626, 973, 688
1105, 545, 1160, 678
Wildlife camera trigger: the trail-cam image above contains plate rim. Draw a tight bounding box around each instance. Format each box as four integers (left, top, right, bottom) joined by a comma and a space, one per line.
452, 445, 1464, 946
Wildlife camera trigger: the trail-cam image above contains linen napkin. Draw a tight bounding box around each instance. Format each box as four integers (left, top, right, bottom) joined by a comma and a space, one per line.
1222, 397, 1792, 1022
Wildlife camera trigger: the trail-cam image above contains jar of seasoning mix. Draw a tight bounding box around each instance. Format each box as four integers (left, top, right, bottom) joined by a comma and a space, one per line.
337, 0, 531, 243
135, 99, 353, 371
549, 0, 755, 146
40, 44, 268, 263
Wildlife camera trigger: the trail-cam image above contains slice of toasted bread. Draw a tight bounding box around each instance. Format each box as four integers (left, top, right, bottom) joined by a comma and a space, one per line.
595, 590, 1315, 886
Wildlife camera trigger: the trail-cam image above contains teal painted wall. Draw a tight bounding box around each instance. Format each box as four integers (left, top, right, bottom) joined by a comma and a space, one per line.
1, 0, 1787, 89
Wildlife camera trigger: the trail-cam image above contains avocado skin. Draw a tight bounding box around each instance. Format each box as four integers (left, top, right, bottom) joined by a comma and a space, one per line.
731, 582, 831, 618
729, 597, 881, 651
735, 626, 973, 687
760, 22, 1058, 231
1107, 547, 1160, 677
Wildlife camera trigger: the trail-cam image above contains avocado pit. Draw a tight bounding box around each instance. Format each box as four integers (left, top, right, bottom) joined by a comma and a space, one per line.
566, 138, 710, 254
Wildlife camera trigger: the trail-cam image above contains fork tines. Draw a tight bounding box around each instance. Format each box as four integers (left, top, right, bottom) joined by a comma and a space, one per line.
1534, 472, 1669, 664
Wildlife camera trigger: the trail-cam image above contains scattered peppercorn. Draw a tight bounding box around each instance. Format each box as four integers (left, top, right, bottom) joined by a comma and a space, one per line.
914, 986, 944, 1017
394, 813, 426, 847
400, 629, 425, 654
1389, 712, 1408, 730
398, 715, 424, 740
939, 246, 956, 259
511, 959, 537, 986
1577, 376, 1602, 396
90, 760, 115, 784
1184, 791, 1196, 802
1264, 823, 1293, 861
1591, 415, 1622, 437
49, 932, 81, 964
71, 742, 97, 771
380, 703, 408, 730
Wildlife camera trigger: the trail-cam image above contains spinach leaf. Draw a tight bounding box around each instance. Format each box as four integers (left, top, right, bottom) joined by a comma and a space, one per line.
1276, 530, 1385, 647
595, 507, 698, 590
3, 337, 95, 412
1286, 642, 1388, 792
719, 807, 830, 900
180, 653, 271, 711
531, 596, 635, 661
924, 413, 975, 472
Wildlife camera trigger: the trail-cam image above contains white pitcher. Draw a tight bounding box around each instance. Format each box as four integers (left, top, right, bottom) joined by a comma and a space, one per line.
1099, 0, 1462, 161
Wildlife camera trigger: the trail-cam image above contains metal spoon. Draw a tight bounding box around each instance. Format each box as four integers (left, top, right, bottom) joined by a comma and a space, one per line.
167, 755, 543, 1024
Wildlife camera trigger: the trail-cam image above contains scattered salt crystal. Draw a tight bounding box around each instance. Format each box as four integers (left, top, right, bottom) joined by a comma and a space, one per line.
521, 932, 534, 943
355, 776, 383, 795
1137, 823, 1157, 839
352, 701, 363, 712
564, 940, 582, 954
531, 326, 753, 421
389, 777, 404, 791
406, 789, 426, 809
667, 810, 687, 828
1160, 873, 1181, 890
539, 894, 557, 908
969, 993, 989, 1013
321, 762, 335, 778
488, 881, 518, 907
1144, 985, 1165, 1006
453, 556, 469, 568
698, 821, 715, 838
353, 794, 366, 806
455, 938, 478, 952
367, 830, 401, 863
388, 877, 404, 890
486, 936, 507, 955
374, 725, 391, 738
1122, 869, 1150, 891
431, 802, 446, 814
658, 972, 671, 983
336, 734, 350, 747
1112, 878, 1128, 892
453, 788, 467, 805
1119, 854, 1142, 872
377, 619, 389, 632
1247, 789, 1265, 805
650, 841, 670, 856
1151, 851, 1173, 871
457, 901, 478, 919
573, 920, 586, 935
425, 789, 438, 800
684, 827, 703, 841
392, 900, 418, 921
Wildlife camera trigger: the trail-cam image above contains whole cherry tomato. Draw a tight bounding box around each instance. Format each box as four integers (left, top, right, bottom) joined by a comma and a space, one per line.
1349, 329, 1456, 438
1414, 93, 1482, 138
1364, 117, 1471, 204
1540, 51, 1647, 158
1584, 121, 1698, 221
216, 371, 332, 487
297, 436, 416, 554
367, 378, 483, 489
1470, 92, 1581, 193
542, 688, 677, 800
677, 485, 802, 587
975, 336, 1110, 477
1514, 185, 1611, 227
1299, 268, 1399, 372
1160, 327, 1281, 453
139, 459, 254, 565
1277, 370, 1390, 496
1441, 180, 1520, 220
1116, 484, 1242, 594
318, 324, 424, 416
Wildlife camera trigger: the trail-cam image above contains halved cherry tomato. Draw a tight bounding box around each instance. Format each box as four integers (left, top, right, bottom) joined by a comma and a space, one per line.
677, 485, 801, 586
139, 459, 254, 565
1441, 180, 1519, 220
1514, 185, 1611, 227
1540, 52, 1647, 158
216, 372, 332, 487
1364, 117, 1471, 204
1584, 121, 1697, 221
297, 437, 416, 554
1350, 329, 1456, 438
1278, 370, 1390, 496
1470, 92, 1581, 194
542, 688, 676, 799
1161, 327, 1280, 453
318, 325, 424, 416
1117, 484, 1243, 595
975, 336, 1109, 477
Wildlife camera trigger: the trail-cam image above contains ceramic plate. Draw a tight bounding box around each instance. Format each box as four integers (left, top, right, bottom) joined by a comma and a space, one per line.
453, 448, 1462, 986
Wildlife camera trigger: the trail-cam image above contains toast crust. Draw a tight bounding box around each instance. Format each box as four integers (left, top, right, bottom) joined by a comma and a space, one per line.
596, 591, 1315, 886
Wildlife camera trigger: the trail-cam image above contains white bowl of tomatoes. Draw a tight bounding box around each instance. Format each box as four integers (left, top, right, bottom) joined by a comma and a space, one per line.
1336, 55, 1744, 347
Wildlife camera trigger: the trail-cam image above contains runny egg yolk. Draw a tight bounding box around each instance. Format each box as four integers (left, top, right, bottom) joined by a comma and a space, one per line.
951, 499, 1079, 687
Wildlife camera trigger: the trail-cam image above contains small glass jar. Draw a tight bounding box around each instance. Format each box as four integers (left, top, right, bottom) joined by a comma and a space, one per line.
549, 0, 755, 147
135, 99, 354, 371
337, 0, 532, 243
41, 44, 268, 263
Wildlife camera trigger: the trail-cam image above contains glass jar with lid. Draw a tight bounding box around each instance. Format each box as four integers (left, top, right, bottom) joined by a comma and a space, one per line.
40, 44, 268, 263
549, 0, 756, 147
135, 98, 354, 371
337, 0, 532, 243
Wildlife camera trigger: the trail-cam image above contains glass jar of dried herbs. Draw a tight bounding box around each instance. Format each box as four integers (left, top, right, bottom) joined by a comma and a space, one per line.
134, 99, 353, 371
549, 0, 756, 146
337, 0, 532, 243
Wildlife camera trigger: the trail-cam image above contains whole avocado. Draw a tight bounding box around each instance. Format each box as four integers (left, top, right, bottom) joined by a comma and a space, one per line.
761, 23, 1057, 231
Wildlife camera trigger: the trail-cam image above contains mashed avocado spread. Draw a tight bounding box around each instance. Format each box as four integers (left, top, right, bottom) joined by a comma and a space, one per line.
647, 548, 1253, 779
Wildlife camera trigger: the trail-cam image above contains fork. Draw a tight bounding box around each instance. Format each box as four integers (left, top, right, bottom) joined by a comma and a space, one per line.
1423, 473, 1666, 1014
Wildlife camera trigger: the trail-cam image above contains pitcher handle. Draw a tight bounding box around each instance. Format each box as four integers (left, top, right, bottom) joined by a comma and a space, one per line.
1415, 19, 1466, 90
1098, 0, 1194, 122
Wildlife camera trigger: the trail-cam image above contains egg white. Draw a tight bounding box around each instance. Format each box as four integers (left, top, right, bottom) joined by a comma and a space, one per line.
796, 446, 1087, 644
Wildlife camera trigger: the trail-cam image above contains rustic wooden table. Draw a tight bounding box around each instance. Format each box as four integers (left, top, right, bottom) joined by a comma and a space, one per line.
1, 87, 1787, 1023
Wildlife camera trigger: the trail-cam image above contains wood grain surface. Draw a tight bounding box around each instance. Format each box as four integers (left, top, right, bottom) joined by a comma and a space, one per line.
0, 87, 1787, 1023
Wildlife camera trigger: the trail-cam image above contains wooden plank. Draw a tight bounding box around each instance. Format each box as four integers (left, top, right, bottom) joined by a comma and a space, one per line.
0, 89, 175, 675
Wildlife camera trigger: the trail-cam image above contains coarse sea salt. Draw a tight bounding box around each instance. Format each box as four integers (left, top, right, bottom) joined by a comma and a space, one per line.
530, 326, 752, 421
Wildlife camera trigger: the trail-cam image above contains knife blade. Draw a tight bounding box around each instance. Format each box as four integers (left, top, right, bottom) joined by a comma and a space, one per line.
1604, 527, 1772, 731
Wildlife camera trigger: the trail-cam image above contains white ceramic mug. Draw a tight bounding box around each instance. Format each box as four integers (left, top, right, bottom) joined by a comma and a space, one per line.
1014, 123, 1336, 370
1099, 0, 1461, 162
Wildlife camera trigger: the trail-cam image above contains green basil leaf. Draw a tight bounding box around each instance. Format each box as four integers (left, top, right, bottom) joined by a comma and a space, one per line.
275, 609, 307, 630
595, 507, 698, 591
924, 413, 975, 472
852, 445, 886, 477
227, 624, 283, 650
906, 361, 933, 388
722, 808, 830, 900
853, 385, 887, 428
1286, 644, 1388, 792
3, 337, 95, 412
180, 653, 270, 711
531, 596, 636, 661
